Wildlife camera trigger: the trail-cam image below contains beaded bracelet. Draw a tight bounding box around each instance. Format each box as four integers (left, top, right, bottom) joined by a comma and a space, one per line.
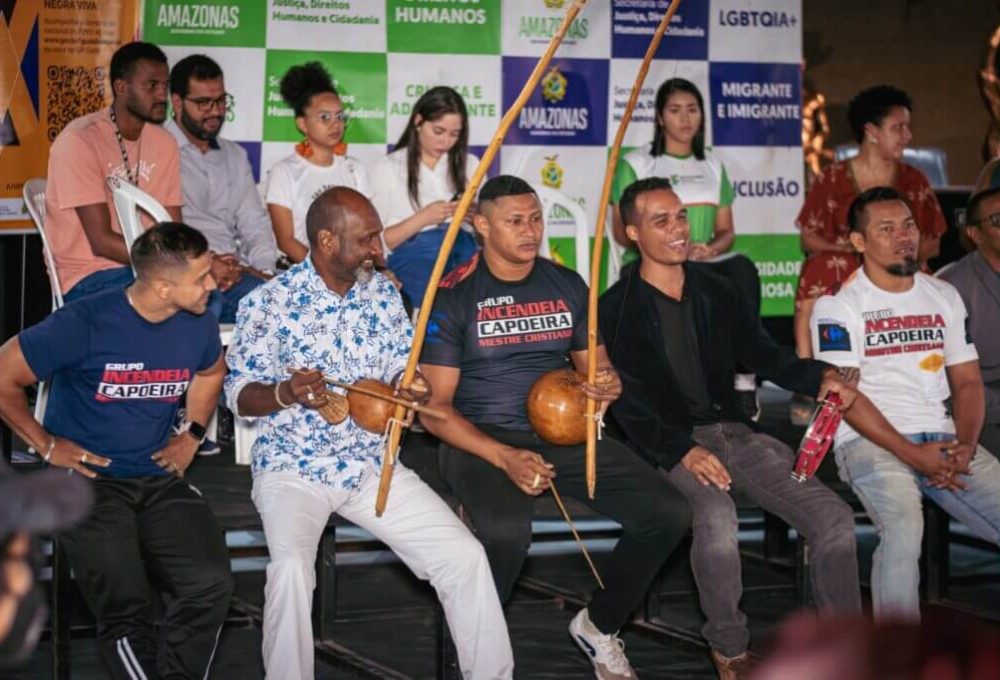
274, 380, 293, 409
42, 437, 56, 463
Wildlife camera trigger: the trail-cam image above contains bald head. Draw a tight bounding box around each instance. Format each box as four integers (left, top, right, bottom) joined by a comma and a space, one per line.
305, 186, 374, 246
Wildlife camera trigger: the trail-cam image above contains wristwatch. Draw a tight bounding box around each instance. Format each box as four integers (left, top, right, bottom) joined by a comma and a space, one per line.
182, 419, 208, 443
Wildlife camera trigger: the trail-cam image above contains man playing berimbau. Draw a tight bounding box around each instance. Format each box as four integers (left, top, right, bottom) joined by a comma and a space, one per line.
224, 186, 513, 680
418, 175, 693, 680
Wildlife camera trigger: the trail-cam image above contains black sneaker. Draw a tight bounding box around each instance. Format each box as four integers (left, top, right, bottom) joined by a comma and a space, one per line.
198, 439, 221, 456
735, 389, 761, 423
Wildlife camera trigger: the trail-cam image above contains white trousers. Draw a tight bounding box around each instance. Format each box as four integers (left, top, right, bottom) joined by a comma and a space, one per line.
252, 466, 514, 680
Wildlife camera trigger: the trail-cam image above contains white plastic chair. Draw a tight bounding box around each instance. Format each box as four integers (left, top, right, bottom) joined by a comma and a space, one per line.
105, 176, 254, 463
105, 176, 171, 257
22, 179, 58, 454
531, 184, 595, 285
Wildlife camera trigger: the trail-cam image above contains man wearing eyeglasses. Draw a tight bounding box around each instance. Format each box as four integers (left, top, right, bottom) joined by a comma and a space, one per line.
940, 186, 1000, 455
166, 54, 277, 324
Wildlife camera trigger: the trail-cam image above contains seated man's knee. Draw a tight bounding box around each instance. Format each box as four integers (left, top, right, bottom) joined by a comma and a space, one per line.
624, 484, 692, 544
474, 514, 532, 556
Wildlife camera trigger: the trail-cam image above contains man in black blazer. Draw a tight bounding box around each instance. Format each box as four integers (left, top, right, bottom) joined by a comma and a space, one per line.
599, 177, 861, 679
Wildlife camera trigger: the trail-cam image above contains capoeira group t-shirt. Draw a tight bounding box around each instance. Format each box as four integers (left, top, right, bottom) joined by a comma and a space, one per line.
19, 289, 221, 477
421, 254, 589, 431
811, 270, 979, 447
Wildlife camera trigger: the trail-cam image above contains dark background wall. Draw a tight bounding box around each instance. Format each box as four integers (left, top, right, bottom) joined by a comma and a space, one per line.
804, 0, 999, 186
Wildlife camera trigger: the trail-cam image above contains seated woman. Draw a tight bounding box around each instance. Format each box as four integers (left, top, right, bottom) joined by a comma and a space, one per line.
370, 86, 479, 308
793, 85, 945, 357
611, 77, 762, 419
265, 62, 371, 264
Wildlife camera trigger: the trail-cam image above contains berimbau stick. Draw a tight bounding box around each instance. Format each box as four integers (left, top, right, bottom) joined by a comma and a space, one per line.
374, 0, 589, 517
584, 0, 683, 499
550, 481, 605, 590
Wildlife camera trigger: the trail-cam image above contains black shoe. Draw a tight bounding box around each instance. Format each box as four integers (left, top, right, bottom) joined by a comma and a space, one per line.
735, 389, 761, 423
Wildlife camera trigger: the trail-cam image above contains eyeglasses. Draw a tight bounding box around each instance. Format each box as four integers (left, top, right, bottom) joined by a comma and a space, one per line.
185, 93, 233, 113
309, 110, 350, 126
975, 212, 1000, 229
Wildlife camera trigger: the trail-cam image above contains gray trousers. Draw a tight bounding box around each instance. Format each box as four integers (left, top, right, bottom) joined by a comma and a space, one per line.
665, 422, 861, 657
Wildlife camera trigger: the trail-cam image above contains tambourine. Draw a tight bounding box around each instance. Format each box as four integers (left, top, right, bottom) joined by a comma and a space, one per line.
791, 392, 843, 482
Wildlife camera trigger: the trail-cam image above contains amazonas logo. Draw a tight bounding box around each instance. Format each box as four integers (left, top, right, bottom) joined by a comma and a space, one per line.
506, 57, 606, 145
541, 155, 564, 189
541, 67, 567, 104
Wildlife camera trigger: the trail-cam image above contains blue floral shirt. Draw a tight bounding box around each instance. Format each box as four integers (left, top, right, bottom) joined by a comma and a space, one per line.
224, 258, 412, 489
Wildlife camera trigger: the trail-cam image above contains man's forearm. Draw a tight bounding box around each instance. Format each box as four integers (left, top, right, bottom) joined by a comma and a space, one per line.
843, 391, 917, 463
236, 380, 288, 417
952, 382, 985, 446
419, 408, 509, 468
185, 372, 224, 428
0, 385, 52, 453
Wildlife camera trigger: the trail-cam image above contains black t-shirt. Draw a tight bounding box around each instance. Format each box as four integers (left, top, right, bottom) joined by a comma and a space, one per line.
652, 287, 718, 425
421, 254, 590, 430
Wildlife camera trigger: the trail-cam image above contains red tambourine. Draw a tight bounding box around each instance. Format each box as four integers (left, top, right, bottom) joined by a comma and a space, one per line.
791, 392, 843, 482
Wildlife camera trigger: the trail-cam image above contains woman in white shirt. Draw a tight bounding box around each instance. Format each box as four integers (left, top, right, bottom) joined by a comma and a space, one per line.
370, 86, 479, 307
266, 62, 371, 264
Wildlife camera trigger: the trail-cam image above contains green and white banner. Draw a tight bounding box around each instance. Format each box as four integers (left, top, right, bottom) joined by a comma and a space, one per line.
144, 0, 804, 315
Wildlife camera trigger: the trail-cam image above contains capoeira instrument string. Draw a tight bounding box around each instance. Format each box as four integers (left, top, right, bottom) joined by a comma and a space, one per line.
584, 0, 683, 499
374, 0, 589, 517
549, 480, 605, 590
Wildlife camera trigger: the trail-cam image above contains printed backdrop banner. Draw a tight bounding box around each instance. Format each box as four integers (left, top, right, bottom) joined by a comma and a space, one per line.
2, 0, 804, 316
0, 0, 139, 231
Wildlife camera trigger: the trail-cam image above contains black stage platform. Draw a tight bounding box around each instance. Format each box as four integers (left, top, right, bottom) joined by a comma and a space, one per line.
6, 386, 1000, 679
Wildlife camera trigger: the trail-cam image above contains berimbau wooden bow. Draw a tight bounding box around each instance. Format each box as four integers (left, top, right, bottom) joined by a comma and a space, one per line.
584, 0, 683, 499
374, 0, 589, 516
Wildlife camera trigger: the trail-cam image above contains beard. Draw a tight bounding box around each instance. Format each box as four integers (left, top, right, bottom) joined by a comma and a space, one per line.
352, 261, 375, 286
886, 256, 920, 277
180, 107, 223, 141
127, 96, 167, 124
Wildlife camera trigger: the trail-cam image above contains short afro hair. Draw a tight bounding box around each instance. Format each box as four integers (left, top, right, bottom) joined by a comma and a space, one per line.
110, 41, 168, 83
478, 175, 536, 204
848, 85, 912, 144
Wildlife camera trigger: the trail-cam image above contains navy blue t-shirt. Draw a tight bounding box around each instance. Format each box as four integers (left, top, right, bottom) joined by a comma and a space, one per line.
421, 254, 590, 430
19, 289, 221, 478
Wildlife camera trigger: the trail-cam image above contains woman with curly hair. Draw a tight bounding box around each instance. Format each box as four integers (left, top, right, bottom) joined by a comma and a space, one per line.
370, 86, 479, 307
793, 85, 945, 357
265, 62, 372, 263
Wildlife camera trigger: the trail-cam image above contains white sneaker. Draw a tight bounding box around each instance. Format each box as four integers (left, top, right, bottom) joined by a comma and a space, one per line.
569, 608, 637, 679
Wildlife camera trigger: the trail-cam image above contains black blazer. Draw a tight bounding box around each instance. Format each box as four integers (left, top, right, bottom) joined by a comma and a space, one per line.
599, 263, 828, 470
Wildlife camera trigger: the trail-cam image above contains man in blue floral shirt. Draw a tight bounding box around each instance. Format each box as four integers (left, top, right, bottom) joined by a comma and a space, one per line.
224, 187, 513, 680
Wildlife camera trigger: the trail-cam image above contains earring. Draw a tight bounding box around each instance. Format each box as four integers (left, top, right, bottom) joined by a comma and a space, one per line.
867, 136, 877, 144
295, 137, 313, 158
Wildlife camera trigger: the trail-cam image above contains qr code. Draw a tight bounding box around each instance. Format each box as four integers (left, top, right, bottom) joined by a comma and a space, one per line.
46, 65, 106, 141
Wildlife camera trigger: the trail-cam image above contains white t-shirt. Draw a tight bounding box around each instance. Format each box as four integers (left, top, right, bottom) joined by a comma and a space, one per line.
369, 149, 479, 253
264, 152, 372, 252
811, 269, 979, 446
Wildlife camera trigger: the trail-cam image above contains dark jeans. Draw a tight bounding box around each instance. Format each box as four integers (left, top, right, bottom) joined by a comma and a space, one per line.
63, 266, 134, 303
439, 425, 692, 634
665, 422, 860, 656
58, 475, 233, 680
207, 272, 266, 323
